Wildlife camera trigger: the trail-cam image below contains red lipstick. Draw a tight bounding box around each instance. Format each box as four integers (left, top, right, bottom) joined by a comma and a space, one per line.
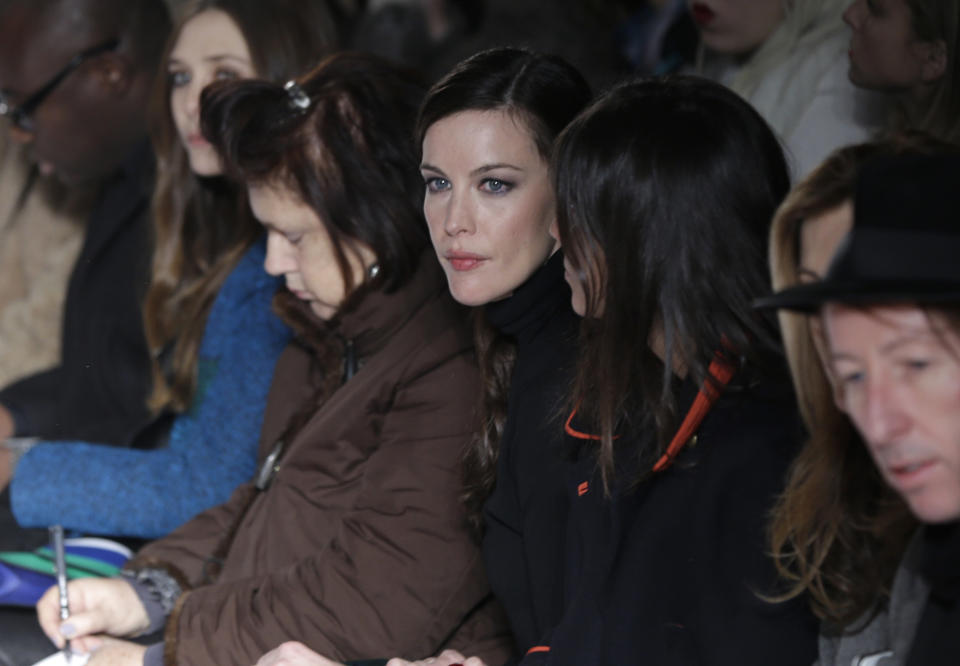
690, 3, 715, 25
445, 251, 487, 272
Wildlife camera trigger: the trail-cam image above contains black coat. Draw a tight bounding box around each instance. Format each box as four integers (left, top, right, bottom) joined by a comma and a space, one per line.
517, 375, 819, 665
482, 251, 579, 660
0, 141, 155, 446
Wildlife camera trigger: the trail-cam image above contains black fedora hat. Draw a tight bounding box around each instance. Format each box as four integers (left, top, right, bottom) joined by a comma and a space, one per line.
756, 152, 960, 312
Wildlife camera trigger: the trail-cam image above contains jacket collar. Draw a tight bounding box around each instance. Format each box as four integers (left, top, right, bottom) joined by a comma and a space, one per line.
276, 250, 450, 363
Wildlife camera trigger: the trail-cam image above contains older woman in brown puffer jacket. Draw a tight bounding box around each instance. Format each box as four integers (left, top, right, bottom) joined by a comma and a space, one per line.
35, 52, 511, 666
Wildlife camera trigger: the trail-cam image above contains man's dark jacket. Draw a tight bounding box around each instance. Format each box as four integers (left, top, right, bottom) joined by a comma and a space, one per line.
0, 141, 154, 446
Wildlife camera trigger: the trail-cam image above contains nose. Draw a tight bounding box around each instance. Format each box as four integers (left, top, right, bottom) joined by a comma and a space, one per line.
843, 0, 862, 29
185, 81, 202, 119
859, 373, 910, 449
442, 190, 476, 237
264, 232, 297, 276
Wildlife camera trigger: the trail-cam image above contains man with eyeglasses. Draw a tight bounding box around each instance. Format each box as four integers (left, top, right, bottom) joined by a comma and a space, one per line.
0, 0, 170, 659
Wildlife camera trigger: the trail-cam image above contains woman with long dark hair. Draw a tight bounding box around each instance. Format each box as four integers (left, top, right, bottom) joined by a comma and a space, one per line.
417, 47, 592, 657
36, 52, 510, 666
537, 75, 818, 664
5, 0, 340, 539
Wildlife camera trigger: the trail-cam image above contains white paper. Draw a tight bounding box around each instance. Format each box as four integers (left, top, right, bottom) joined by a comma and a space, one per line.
31, 651, 90, 666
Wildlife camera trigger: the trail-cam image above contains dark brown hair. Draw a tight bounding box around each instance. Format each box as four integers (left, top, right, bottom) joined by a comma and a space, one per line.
767, 133, 959, 627
201, 51, 429, 299
144, 0, 340, 412
416, 48, 591, 530
555, 75, 790, 489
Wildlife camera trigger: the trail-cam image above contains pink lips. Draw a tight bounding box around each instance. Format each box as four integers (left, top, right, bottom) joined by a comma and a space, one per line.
690, 2, 715, 25
445, 251, 487, 272
887, 459, 938, 491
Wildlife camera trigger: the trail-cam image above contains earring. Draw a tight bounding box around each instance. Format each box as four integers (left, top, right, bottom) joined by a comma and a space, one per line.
368, 263, 380, 279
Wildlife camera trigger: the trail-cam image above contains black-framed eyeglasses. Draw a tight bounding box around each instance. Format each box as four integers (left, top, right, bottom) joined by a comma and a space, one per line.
0, 37, 119, 132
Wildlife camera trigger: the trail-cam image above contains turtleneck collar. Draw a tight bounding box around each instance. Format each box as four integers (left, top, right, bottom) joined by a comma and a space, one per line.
484, 250, 573, 343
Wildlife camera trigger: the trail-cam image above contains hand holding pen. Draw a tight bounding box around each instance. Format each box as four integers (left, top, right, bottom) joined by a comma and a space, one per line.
36, 567, 151, 654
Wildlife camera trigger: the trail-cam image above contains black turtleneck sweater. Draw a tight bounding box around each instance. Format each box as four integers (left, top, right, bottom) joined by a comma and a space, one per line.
481, 251, 580, 660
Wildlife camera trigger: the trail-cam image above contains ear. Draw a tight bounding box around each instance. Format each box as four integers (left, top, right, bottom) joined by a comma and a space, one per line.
918, 39, 947, 84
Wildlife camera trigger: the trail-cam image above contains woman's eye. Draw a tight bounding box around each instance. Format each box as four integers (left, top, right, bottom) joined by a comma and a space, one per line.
481, 178, 511, 194
286, 234, 304, 246
838, 370, 864, 387
904, 359, 931, 373
168, 70, 190, 87
214, 68, 240, 82
424, 177, 450, 193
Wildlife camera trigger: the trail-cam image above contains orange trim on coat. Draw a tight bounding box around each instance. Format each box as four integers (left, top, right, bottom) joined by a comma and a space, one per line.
651, 355, 735, 472
526, 646, 551, 654
564, 403, 602, 440
563, 354, 736, 473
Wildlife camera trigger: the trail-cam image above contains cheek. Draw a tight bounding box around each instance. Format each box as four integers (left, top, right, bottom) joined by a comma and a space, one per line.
423, 201, 445, 245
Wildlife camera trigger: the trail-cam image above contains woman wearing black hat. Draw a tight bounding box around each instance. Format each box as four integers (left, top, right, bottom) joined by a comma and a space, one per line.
762, 151, 960, 665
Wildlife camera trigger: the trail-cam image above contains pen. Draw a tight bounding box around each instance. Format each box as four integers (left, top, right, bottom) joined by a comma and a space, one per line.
49, 525, 72, 662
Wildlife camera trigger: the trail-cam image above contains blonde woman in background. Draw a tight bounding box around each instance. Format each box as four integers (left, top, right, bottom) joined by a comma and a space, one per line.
690, 0, 888, 177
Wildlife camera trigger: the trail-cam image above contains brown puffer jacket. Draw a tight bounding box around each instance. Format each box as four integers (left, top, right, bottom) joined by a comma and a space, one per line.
130, 256, 513, 665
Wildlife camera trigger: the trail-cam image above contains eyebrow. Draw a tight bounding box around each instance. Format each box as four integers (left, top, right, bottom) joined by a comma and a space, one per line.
830, 331, 936, 362
879, 331, 936, 354
167, 54, 252, 67
419, 162, 525, 177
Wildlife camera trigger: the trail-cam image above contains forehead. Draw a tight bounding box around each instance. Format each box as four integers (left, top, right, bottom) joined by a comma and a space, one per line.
169, 9, 252, 65
0, 4, 100, 94
248, 182, 321, 228
824, 304, 939, 349
421, 109, 544, 169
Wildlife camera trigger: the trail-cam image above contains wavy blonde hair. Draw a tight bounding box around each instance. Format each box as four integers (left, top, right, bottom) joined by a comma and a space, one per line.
766, 133, 960, 627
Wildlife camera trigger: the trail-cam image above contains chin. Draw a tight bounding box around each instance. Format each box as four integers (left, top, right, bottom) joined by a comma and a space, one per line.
907, 492, 960, 524
188, 150, 224, 178
309, 302, 337, 320
447, 280, 506, 308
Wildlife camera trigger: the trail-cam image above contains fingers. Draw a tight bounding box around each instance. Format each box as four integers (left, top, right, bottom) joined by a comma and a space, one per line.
254, 642, 345, 666
36, 584, 68, 647
36, 580, 108, 647
385, 651, 471, 666
36, 577, 149, 648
